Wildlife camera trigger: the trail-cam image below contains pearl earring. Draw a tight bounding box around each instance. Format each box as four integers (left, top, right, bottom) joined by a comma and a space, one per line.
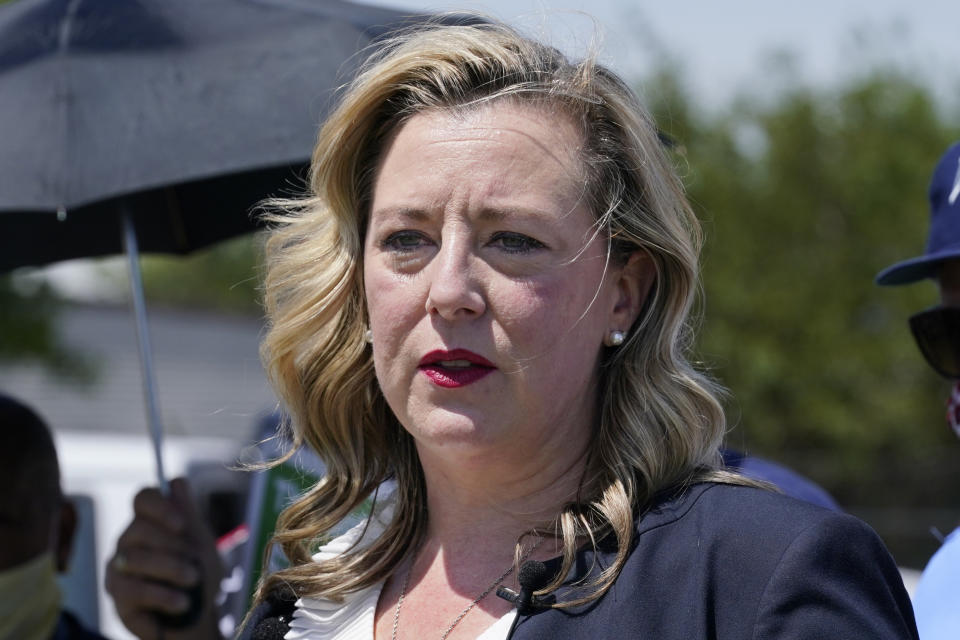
364, 328, 373, 344
607, 329, 625, 347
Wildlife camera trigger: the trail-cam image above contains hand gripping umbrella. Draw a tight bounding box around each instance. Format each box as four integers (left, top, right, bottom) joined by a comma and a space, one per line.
0, 0, 433, 492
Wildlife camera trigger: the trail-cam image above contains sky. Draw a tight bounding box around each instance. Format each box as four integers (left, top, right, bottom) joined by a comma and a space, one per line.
359, 0, 960, 110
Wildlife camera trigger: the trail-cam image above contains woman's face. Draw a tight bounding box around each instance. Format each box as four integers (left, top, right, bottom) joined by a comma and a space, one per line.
363, 103, 646, 466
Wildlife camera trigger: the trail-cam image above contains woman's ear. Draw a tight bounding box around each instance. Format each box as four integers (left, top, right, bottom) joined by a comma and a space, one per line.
609, 250, 656, 331
54, 499, 77, 573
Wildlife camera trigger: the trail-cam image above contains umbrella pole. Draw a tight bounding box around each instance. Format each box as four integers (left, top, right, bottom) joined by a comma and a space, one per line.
121, 208, 170, 495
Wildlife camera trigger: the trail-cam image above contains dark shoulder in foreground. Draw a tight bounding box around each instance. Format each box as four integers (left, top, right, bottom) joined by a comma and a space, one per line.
511, 482, 919, 640
52, 611, 110, 640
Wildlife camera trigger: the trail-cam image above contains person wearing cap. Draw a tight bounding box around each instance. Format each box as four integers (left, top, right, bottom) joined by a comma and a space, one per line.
876, 140, 960, 640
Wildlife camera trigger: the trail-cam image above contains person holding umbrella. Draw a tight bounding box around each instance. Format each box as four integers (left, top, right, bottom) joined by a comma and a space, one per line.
111, 19, 918, 640
875, 140, 960, 640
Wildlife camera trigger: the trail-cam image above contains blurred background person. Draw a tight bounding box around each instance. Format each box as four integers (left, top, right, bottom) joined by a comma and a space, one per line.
0, 392, 109, 640
876, 140, 960, 640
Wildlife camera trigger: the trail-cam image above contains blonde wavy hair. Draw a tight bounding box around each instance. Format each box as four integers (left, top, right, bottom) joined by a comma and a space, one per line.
255, 18, 743, 610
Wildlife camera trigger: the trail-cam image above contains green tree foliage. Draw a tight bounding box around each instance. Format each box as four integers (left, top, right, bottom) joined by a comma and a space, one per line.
0, 233, 261, 378
0, 275, 95, 382
645, 67, 960, 509
137, 233, 264, 313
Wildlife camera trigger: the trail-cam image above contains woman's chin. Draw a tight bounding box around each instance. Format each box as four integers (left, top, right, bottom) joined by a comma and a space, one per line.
406, 412, 510, 456
411, 421, 495, 446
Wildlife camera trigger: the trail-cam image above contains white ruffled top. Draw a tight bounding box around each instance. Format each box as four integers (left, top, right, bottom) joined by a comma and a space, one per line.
284, 483, 516, 640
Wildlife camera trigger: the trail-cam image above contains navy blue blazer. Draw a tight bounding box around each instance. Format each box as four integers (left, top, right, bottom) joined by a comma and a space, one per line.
511, 483, 917, 639
241, 482, 918, 640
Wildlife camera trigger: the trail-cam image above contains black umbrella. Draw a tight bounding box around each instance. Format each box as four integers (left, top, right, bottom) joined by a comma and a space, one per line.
0, 0, 431, 270
0, 0, 446, 491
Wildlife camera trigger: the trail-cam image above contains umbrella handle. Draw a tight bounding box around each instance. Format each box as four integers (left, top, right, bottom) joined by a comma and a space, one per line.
123, 211, 205, 630
121, 209, 170, 495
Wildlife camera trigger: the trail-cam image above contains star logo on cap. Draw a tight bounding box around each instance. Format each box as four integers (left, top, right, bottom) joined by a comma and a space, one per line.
950, 156, 960, 205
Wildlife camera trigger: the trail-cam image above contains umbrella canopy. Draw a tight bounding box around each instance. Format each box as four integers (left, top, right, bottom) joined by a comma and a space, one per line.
0, 0, 433, 271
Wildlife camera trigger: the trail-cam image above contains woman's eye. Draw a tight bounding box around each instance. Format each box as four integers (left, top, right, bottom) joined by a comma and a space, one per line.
489, 232, 546, 254
382, 231, 430, 252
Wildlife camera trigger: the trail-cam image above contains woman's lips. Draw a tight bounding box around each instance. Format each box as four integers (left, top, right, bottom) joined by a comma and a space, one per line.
418, 349, 495, 388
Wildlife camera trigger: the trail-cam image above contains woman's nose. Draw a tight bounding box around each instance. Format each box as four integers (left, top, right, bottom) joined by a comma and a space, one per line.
425, 241, 486, 320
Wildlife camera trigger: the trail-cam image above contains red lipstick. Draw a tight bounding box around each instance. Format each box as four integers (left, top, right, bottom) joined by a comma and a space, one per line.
418, 349, 495, 388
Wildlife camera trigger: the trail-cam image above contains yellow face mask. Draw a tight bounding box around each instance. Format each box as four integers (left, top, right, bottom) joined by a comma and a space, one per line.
0, 552, 60, 640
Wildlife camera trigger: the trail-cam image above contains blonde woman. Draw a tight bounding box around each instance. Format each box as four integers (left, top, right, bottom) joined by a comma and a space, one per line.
109, 19, 918, 640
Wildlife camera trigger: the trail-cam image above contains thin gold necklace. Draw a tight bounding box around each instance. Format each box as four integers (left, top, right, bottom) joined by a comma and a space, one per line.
390, 536, 544, 640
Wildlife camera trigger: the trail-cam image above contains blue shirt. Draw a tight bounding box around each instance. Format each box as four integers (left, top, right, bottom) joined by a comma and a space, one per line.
913, 526, 960, 640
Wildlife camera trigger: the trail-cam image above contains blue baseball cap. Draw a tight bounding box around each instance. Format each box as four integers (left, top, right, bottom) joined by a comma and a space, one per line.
876, 141, 960, 285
